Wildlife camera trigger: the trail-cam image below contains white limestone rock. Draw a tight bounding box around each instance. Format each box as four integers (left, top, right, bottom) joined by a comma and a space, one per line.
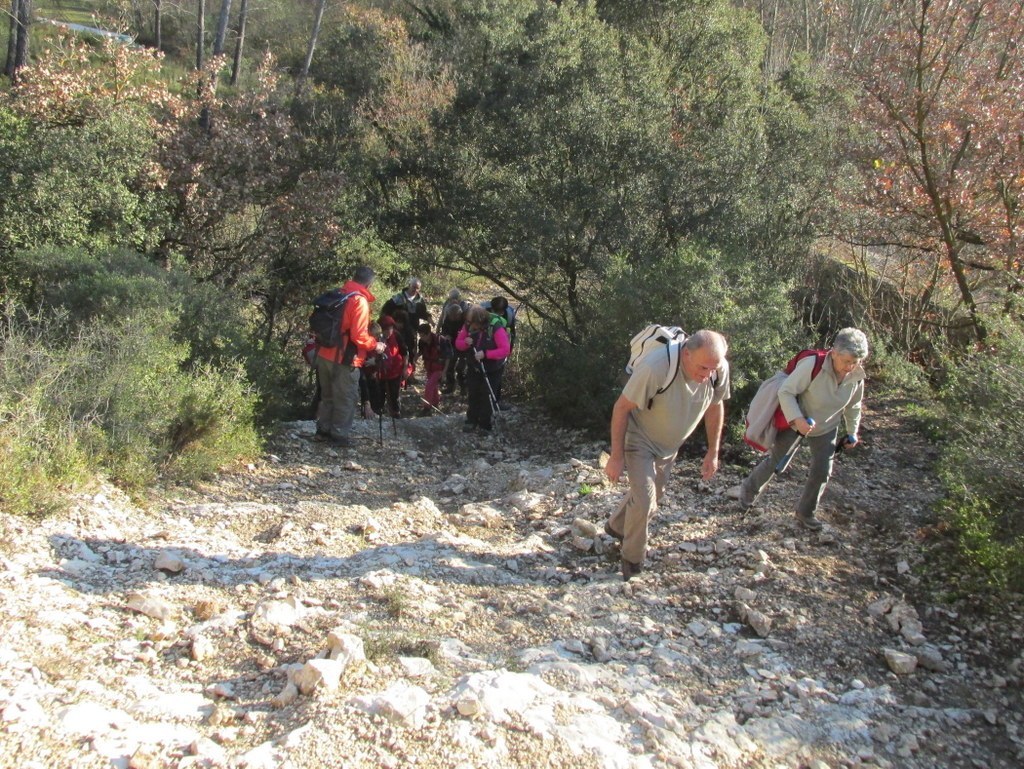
326, 630, 366, 671
352, 681, 431, 728
399, 656, 437, 679
126, 592, 176, 621
251, 596, 305, 631
154, 551, 186, 573
884, 648, 918, 675
295, 658, 344, 695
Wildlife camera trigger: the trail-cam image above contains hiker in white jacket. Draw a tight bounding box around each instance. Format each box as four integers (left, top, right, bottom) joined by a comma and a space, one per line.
731, 327, 868, 531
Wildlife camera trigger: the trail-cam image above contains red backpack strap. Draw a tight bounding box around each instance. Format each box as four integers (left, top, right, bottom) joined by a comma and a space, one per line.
773, 349, 830, 430
784, 348, 829, 379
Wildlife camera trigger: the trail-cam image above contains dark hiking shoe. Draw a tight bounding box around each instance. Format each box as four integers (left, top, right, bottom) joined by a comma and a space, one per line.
328, 436, 353, 448
604, 522, 624, 541
462, 423, 477, 433
310, 431, 331, 443
621, 559, 644, 581
796, 513, 823, 531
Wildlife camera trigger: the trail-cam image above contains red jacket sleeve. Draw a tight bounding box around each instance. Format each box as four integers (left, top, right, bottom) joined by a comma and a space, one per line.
344, 295, 377, 353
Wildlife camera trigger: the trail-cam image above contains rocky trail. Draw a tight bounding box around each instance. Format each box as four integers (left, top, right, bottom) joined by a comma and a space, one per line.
1, 387, 1022, 769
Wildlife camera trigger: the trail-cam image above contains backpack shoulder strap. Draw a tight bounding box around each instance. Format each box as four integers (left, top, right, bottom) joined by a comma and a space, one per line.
657, 338, 684, 395
785, 348, 829, 378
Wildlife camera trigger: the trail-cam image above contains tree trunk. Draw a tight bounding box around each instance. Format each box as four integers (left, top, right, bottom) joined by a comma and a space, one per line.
229, 0, 248, 86
296, 0, 327, 94
5, 0, 18, 79
129, 0, 145, 38
213, 0, 232, 56
196, 0, 205, 71
155, 0, 162, 51
13, 0, 30, 75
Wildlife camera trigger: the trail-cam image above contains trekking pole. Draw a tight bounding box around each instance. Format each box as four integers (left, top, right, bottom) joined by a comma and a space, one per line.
418, 397, 444, 416
774, 418, 815, 475
378, 407, 384, 446
478, 357, 501, 432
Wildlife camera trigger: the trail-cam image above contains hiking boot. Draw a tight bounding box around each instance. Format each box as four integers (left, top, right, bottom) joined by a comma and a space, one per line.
310, 430, 331, 443
462, 423, 477, 433
796, 513, 823, 531
328, 435, 353, 448
621, 559, 644, 581
604, 521, 624, 541
725, 484, 753, 509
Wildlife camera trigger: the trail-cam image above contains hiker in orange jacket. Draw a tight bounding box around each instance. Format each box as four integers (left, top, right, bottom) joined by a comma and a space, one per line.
313, 266, 386, 447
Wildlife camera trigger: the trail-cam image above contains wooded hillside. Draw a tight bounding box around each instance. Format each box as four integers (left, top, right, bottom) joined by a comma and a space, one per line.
1, 0, 1022, 593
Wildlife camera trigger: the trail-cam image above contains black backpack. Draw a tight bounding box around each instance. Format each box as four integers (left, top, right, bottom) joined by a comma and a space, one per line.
309, 289, 357, 349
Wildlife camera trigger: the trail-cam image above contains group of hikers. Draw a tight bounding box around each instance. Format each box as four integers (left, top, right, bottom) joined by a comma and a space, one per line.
308, 266, 868, 582
604, 327, 867, 581
307, 267, 517, 448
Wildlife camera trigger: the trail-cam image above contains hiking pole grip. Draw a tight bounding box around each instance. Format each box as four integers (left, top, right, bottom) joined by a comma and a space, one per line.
775, 418, 814, 475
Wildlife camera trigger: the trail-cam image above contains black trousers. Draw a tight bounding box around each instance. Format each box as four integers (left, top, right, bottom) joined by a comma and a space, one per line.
383, 378, 402, 416
466, 365, 502, 429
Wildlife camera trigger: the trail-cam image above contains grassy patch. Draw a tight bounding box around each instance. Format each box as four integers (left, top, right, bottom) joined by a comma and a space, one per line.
36, 1, 109, 27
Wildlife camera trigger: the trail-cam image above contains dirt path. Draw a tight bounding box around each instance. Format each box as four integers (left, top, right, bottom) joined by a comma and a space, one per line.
0, 389, 1021, 769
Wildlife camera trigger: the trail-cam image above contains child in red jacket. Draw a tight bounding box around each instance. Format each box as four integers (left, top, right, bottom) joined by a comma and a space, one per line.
416, 322, 453, 414
377, 316, 407, 418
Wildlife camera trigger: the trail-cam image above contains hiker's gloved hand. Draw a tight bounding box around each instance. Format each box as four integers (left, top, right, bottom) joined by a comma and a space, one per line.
375, 342, 386, 355
474, 350, 485, 361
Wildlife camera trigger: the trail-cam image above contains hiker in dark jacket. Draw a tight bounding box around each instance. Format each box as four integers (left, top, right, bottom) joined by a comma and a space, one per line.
359, 321, 385, 418
728, 327, 868, 531
382, 277, 432, 382
439, 299, 469, 394
454, 305, 510, 433
437, 288, 466, 333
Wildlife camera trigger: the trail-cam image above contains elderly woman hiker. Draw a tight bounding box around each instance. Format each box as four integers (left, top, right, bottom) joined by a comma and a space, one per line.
728, 327, 869, 531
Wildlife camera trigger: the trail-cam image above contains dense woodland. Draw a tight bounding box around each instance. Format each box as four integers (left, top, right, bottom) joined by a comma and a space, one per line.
1, 0, 1022, 594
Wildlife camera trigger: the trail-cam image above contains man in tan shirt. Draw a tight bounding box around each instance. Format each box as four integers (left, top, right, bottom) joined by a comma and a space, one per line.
604, 330, 730, 580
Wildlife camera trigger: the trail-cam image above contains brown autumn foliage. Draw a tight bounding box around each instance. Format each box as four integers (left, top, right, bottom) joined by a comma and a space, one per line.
835, 0, 1024, 340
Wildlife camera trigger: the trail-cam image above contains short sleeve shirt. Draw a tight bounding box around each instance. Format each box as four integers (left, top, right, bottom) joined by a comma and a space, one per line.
622, 352, 730, 458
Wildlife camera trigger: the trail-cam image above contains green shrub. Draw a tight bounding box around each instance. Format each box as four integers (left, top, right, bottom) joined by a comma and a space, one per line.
0, 304, 261, 514
863, 337, 930, 397
0, 340, 97, 516
932, 319, 1024, 592
935, 491, 1024, 595
527, 243, 804, 434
